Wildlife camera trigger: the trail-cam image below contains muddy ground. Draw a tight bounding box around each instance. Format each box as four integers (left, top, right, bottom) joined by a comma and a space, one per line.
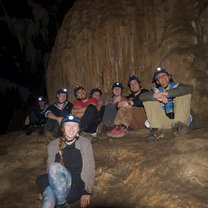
0, 128, 208, 208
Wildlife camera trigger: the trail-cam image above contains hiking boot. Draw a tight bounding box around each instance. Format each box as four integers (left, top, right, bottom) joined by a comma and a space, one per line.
106, 124, 128, 138
145, 128, 165, 142
96, 123, 109, 136
172, 122, 189, 137
26, 125, 36, 135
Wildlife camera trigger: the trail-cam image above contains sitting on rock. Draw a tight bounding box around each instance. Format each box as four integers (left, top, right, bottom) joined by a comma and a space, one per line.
107, 75, 148, 138
72, 85, 100, 136
36, 114, 95, 208
44, 88, 73, 138
98, 82, 125, 135
89, 87, 105, 122
140, 67, 193, 141
24, 96, 48, 135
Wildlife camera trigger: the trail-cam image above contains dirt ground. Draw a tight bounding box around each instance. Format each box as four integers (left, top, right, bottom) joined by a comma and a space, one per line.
0, 128, 208, 208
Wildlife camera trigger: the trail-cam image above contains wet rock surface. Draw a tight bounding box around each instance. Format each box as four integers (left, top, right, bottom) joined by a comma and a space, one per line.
0, 128, 208, 208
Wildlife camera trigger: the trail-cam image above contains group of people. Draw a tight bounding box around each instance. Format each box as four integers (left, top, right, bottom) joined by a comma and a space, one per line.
32, 66, 193, 208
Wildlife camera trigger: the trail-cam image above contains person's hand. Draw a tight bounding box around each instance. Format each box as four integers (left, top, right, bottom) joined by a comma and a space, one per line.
38, 193, 42, 200
154, 92, 168, 103
80, 195, 91, 208
118, 100, 129, 108
56, 117, 63, 125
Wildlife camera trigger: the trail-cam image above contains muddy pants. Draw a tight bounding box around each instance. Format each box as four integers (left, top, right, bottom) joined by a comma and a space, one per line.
114, 106, 147, 129
143, 94, 191, 129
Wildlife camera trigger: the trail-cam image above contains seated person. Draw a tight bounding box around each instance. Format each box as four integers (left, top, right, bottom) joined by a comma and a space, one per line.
24, 96, 48, 135
107, 75, 148, 138
89, 87, 105, 122
44, 88, 73, 138
72, 85, 100, 135
101, 82, 125, 131
140, 67, 193, 141
36, 114, 95, 208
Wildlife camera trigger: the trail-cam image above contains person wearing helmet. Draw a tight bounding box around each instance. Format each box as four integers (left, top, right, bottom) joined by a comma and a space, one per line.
140, 67, 193, 141
44, 88, 73, 138
89, 87, 104, 110
89, 87, 105, 122
72, 85, 99, 136
24, 96, 48, 135
36, 114, 95, 208
98, 82, 125, 134
107, 75, 149, 138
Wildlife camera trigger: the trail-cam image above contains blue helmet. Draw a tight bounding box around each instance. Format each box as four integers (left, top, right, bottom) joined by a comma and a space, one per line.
57, 88, 68, 94
128, 74, 141, 88
61, 114, 80, 126
112, 82, 123, 90
152, 67, 170, 83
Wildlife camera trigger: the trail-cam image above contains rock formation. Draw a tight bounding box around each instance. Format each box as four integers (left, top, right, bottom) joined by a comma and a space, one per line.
46, 0, 208, 126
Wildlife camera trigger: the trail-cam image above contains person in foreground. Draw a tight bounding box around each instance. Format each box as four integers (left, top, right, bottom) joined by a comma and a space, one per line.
36, 114, 95, 208
140, 67, 193, 141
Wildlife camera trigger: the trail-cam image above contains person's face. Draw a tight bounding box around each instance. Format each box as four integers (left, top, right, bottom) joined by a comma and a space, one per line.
112, 87, 122, 96
76, 89, 87, 100
63, 122, 79, 139
38, 101, 45, 108
57, 93, 67, 103
92, 91, 101, 101
156, 73, 170, 88
129, 80, 140, 93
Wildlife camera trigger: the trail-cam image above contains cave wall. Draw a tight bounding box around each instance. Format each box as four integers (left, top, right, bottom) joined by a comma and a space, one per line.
46, 0, 208, 126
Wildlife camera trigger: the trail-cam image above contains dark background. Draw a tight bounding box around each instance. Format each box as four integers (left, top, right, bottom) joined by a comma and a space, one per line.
0, 0, 76, 134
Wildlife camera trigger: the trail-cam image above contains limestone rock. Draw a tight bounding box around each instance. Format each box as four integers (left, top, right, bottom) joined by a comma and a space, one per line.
46, 0, 208, 126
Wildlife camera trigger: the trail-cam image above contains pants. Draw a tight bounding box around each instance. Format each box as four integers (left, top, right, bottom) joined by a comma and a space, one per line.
41, 163, 72, 208
143, 94, 192, 129
80, 104, 99, 133
114, 106, 147, 129
45, 119, 62, 138
102, 103, 118, 128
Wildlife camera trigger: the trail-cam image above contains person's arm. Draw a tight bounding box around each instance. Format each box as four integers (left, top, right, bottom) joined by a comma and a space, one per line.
166, 83, 193, 98
72, 107, 86, 118
47, 112, 63, 124
79, 138, 95, 194
47, 138, 60, 170
24, 115, 30, 126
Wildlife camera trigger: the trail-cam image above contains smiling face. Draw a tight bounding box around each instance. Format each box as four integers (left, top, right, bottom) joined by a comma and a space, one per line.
92, 91, 101, 101
63, 122, 79, 140
129, 80, 141, 93
57, 93, 67, 103
112, 87, 122, 97
76, 88, 87, 101
156, 73, 170, 88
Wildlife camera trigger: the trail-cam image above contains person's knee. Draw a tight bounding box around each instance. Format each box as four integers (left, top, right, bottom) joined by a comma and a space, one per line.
48, 162, 61, 174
